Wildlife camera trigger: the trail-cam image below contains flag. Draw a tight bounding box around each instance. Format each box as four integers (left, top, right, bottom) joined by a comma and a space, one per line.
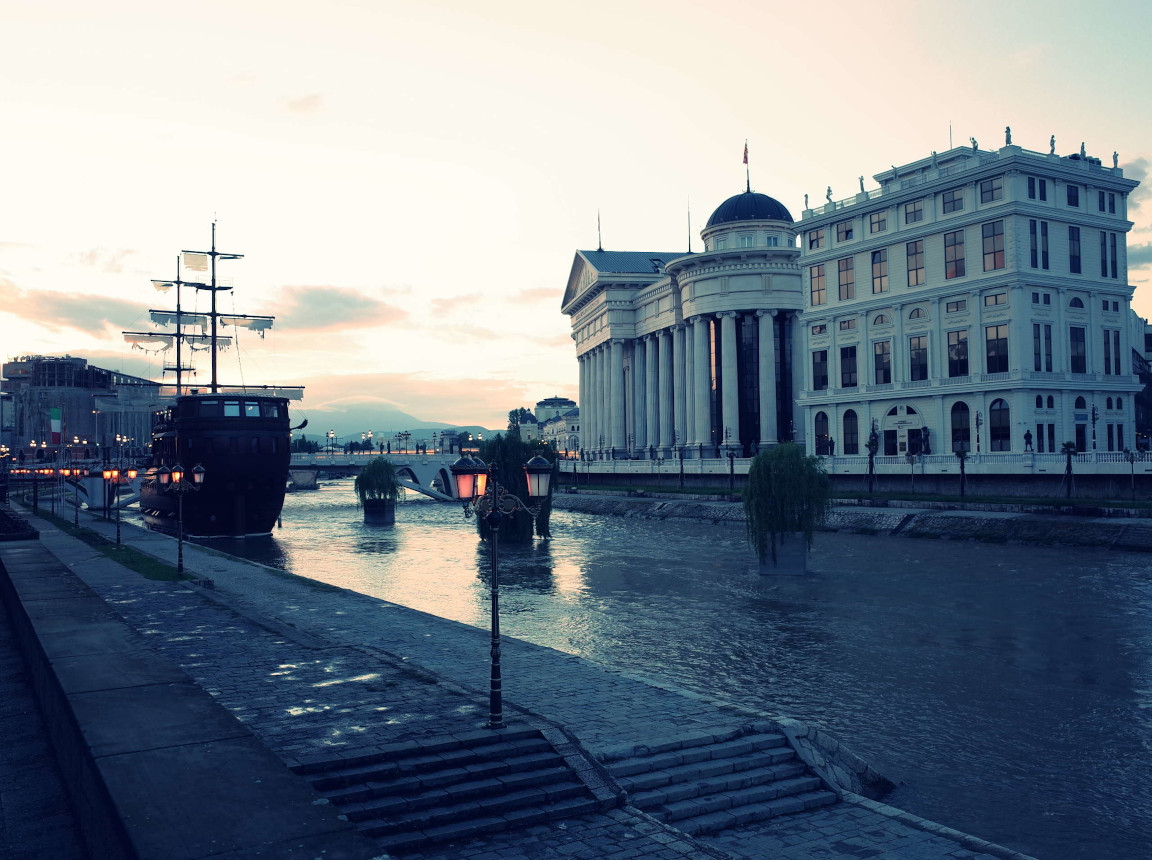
183, 252, 209, 271
743, 141, 748, 165
50, 407, 62, 444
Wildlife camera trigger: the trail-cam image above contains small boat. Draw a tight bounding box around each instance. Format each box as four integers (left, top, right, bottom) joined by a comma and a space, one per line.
129, 224, 303, 537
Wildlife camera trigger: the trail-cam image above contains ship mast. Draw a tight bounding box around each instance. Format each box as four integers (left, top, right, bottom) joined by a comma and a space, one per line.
184, 221, 244, 394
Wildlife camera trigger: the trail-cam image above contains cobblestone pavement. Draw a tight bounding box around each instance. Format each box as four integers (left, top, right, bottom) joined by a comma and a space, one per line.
21, 511, 1033, 859
0, 587, 86, 860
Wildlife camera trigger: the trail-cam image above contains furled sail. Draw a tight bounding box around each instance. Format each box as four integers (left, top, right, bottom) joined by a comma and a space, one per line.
150, 310, 209, 329
220, 314, 274, 337
124, 332, 174, 351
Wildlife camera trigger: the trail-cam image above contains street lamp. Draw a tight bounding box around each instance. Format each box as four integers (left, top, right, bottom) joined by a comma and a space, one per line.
450, 453, 552, 729
1091, 404, 1099, 451
158, 464, 205, 575
101, 464, 138, 547
326, 429, 335, 453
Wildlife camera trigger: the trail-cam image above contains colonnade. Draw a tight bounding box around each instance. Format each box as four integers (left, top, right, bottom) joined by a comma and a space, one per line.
577, 310, 798, 459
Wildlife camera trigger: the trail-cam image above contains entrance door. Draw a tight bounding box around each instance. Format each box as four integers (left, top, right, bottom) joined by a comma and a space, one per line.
884, 429, 898, 455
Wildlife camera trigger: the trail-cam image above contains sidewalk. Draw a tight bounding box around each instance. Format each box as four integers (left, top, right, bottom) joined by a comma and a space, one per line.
3, 506, 1035, 858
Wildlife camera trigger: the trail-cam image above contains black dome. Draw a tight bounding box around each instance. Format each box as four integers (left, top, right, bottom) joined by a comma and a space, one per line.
706, 191, 793, 227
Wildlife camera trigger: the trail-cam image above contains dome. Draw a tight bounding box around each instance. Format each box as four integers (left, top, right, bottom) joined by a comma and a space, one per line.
706, 191, 793, 227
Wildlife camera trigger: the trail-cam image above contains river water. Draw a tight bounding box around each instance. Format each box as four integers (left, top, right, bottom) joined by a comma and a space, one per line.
201, 481, 1152, 859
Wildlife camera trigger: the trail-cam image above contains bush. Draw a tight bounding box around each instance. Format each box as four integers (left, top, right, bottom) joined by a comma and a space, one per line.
743, 443, 831, 566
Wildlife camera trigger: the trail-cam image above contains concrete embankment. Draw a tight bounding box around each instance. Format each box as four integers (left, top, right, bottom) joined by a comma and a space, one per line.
551, 492, 1152, 552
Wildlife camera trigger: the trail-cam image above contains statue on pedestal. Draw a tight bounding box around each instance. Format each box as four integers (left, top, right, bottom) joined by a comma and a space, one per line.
1050, 134, 1056, 154
1005, 126, 1012, 145
825, 186, 833, 202
1113, 151, 1119, 168
859, 176, 865, 193
970, 137, 978, 152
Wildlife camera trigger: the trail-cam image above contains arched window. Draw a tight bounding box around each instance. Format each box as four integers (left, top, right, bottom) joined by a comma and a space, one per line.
1047, 395, 1054, 409
1107, 397, 1114, 409
1035, 395, 1043, 409
990, 399, 1011, 451
1118, 397, 1124, 410
951, 402, 971, 453
909, 307, 927, 319
1069, 297, 1084, 308
815, 411, 830, 455
888, 406, 899, 417
874, 314, 890, 325
843, 410, 859, 455
1075, 396, 1086, 409
907, 406, 918, 415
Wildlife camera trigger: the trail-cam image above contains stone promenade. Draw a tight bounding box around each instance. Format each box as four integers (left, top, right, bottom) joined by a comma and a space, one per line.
3, 506, 1036, 859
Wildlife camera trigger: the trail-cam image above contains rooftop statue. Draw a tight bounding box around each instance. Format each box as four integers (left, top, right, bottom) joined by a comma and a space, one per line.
1050, 134, 1056, 154
1005, 126, 1012, 145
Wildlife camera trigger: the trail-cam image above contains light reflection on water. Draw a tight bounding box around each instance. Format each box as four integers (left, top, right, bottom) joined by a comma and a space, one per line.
199, 481, 1152, 860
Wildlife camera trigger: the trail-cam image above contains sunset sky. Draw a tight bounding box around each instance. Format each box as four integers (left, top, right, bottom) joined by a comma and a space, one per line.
3, 0, 1151, 432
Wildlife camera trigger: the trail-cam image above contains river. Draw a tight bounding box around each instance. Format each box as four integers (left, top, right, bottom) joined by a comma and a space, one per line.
199, 481, 1152, 859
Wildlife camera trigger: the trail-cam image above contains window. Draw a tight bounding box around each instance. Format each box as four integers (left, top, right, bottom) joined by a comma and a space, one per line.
948, 330, 969, 377
905, 200, 924, 224
840, 346, 858, 387
836, 221, 854, 242
980, 177, 1003, 203
985, 324, 1009, 373
714, 236, 727, 250
812, 350, 828, 390
766, 235, 779, 246
1099, 190, 1107, 212
871, 249, 889, 293
739, 234, 754, 248
1069, 296, 1084, 309
810, 264, 826, 305
1068, 226, 1081, 273
1027, 177, 1047, 200
814, 412, 830, 455
839, 318, 856, 331
909, 335, 928, 380
1107, 397, 1114, 409
874, 340, 891, 384
1033, 323, 1053, 372
1047, 395, 1054, 409
1104, 328, 1122, 375
1101, 231, 1118, 278
808, 229, 825, 250
906, 240, 925, 286
843, 410, 859, 455
811, 324, 827, 335
982, 221, 1005, 271
943, 188, 964, 213
951, 402, 971, 453
838, 258, 855, 300
1036, 395, 1044, 409
1067, 184, 1080, 207
1029, 220, 1049, 269
989, 399, 1011, 451
873, 314, 890, 325
944, 230, 965, 278
984, 291, 1007, 307
946, 299, 967, 313
909, 307, 927, 319
1109, 193, 1116, 214
1069, 326, 1087, 373
870, 212, 887, 233
1075, 396, 1087, 410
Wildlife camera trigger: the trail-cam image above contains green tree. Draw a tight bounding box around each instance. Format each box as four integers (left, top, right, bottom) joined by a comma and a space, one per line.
743, 443, 831, 568
476, 433, 554, 542
865, 423, 880, 495
507, 407, 535, 439
1061, 441, 1078, 500
354, 457, 401, 505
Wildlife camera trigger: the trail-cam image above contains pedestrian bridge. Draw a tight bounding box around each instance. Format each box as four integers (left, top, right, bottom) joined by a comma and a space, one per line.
288, 453, 462, 501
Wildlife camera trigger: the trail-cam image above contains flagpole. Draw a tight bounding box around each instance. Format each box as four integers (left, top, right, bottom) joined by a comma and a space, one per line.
744, 140, 750, 192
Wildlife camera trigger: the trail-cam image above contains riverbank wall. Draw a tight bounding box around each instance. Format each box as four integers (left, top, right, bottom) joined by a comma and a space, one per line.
551, 491, 1152, 552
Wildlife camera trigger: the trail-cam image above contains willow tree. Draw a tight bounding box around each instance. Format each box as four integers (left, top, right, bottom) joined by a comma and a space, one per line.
743, 443, 831, 570
476, 434, 555, 542
354, 457, 401, 524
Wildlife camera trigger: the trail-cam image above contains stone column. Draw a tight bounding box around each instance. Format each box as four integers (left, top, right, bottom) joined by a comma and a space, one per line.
719, 312, 739, 452
587, 347, 598, 452
632, 338, 646, 453
692, 315, 711, 452
610, 340, 626, 455
672, 324, 687, 450
645, 335, 659, 458
683, 323, 695, 453
757, 310, 777, 446
659, 329, 674, 454
577, 352, 587, 452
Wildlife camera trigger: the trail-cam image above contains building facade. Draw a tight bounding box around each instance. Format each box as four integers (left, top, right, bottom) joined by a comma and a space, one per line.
564, 139, 1144, 460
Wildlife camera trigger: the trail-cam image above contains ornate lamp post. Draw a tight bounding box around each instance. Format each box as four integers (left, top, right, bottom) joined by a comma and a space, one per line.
158, 464, 205, 575
326, 429, 335, 453
450, 453, 552, 729
1091, 404, 1099, 451
101, 464, 138, 546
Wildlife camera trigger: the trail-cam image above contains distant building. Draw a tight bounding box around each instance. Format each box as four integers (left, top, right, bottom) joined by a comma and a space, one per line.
1, 355, 160, 460
540, 407, 580, 453
563, 139, 1143, 460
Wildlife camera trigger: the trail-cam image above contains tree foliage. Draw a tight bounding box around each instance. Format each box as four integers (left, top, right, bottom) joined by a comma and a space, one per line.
354, 457, 401, 506
476, 433, 555, 542
743, 443, 831, 567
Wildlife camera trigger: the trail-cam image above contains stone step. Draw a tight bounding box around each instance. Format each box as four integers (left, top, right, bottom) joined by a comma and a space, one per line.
629, 760, 810, 810
304, 737, 556, 792
338, 764, 578, 821
320, 749, 564, 805
355, 778, 592, 838
616, 747, 797, 794
606, 732, 790, 778
675, 789, 839, 836
653, 776, 825, 824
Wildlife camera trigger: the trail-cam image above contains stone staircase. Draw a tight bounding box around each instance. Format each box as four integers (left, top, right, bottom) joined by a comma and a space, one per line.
292, 726, 620, 855
602, 726, 839, 836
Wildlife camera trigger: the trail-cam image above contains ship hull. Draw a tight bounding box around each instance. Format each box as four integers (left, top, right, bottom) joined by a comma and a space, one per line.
139, 393, 291, 538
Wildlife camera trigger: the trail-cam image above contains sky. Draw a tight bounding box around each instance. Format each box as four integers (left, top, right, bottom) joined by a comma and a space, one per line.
3, 0, 1152, 434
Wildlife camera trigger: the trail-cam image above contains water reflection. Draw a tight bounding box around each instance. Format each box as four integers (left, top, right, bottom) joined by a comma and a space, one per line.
199, 480, 1152, 860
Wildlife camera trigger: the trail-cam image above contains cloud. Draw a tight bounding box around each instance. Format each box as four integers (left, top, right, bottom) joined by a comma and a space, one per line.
0, 279, 148, 334
276, 285, 408, 332
431, 293, 482, 315
1126, 157, 1151, 211
72, 247, 139, 274
1127, 242, 1152, 268
510, 287, 556, 303
286, 93, 323, 114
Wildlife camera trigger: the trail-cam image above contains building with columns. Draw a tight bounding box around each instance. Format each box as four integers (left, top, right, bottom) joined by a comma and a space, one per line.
564, 138, 1145, 461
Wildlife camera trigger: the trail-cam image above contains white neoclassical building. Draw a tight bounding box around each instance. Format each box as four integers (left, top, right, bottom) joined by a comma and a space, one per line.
563, 138, 1145, 461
